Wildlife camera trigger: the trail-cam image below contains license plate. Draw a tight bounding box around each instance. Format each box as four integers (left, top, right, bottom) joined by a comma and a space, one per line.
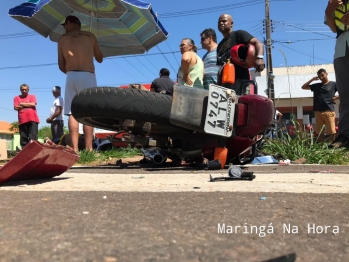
204, 84, 235, 137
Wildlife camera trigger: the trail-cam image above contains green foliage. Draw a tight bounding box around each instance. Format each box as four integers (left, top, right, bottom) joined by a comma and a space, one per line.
77, 146, 141, 164
9, 121, 19, 133
38, 126, 52, 139
262, 122, 348, 165
38, 125, 68, 139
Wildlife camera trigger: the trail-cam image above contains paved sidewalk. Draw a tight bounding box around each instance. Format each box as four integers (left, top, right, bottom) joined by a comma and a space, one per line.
1, 172, 348, 193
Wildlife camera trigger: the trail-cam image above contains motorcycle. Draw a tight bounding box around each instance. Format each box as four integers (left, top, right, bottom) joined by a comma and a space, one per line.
71, 82, 274, 168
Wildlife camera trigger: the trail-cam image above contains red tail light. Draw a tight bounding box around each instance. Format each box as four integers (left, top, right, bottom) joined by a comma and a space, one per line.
234, 103, 247, 127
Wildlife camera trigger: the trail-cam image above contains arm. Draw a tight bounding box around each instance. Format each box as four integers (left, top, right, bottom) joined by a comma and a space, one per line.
181, 52, 193, 86
333, 95, 340, 101
19, 102, 36, 108
58, 38, 66, 74
325, 0, 342, 33
150, 82, 155, 92
47, 106, 62, 123
93, 34, 103, 63
14, 104, 23, 111
248, 37, 265, 72
276, 112, 283, 124
301, 77, 318, 90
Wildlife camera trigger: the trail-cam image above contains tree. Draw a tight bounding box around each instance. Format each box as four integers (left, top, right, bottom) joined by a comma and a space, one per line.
38, 125, 69, 139
38, 126, 51, 139
9, 121, 19, 133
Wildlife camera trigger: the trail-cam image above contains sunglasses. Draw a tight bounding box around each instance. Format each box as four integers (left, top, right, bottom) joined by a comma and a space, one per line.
201, 36, 209, 42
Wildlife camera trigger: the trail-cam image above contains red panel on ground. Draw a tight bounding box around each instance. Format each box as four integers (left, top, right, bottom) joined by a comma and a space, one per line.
0, 140, 79, 183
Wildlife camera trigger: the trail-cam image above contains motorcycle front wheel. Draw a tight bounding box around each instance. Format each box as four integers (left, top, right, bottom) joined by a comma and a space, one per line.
71, 87, 173, 130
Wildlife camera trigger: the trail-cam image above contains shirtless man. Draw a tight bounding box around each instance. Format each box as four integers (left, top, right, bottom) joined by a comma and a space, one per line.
58, 15, 103, 152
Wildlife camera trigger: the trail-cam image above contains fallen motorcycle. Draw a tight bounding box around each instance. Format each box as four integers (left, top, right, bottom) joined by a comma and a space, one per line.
71, 83, 274, 168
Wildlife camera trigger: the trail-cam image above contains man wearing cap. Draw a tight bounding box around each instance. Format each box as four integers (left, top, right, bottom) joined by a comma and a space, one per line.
46, 86, 64, 144
58, 15, 103, 152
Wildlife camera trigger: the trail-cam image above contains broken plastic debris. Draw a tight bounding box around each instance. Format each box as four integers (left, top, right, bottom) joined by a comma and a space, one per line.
103, 196, 107, 199
228, 166, 243, 178
279, 159, 291, 166
83, 211, 89, 214
260, 197, 267, 200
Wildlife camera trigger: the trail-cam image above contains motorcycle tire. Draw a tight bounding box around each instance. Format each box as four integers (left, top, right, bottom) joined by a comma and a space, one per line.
71, 87, 173, 130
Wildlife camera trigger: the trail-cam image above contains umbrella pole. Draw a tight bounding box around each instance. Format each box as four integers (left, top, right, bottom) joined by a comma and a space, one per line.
89, 0, 96, 33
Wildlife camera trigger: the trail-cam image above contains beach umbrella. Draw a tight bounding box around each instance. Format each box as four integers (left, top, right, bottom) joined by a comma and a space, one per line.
9, 0, 169, 57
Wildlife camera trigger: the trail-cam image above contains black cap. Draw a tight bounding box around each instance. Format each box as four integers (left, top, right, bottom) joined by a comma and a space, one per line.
61, 15, 81, 26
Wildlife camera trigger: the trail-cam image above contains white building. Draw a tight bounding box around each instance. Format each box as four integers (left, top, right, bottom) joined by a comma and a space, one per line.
252, 64, 340, 126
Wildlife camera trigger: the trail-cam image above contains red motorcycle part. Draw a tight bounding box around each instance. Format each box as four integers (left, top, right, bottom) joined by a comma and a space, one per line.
235, 95, 274, 137
230, 44, 256, 68
0, 140, 79, 183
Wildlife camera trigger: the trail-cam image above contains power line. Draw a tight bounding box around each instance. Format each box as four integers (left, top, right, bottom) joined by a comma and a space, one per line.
155, 46, 177, 73
274, 38, 334, 43
277, 43, 332, 63
273, 21, 333, 38
158, 0, 264, 18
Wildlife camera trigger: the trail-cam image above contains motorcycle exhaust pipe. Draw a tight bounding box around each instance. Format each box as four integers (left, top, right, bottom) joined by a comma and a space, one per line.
140, 147, 167, 165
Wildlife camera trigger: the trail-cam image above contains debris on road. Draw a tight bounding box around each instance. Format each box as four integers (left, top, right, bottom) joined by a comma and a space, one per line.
251, 156, 279, 165
279, 159, 291, 166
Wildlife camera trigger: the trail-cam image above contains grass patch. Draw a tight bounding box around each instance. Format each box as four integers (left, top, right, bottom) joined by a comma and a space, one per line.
261, 123, 349, 165
78, 146, 142, 165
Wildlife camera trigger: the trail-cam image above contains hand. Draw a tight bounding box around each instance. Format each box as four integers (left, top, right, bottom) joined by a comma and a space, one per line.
183, 74, 193, 86
46, 118, 52, 123
254, 58, 265, 72
311, 76, 319, 81
342, 13, 349, 25
327, 0, 343, 13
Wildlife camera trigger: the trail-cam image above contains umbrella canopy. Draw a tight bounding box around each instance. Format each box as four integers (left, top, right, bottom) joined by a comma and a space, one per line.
8, 0, 169, 58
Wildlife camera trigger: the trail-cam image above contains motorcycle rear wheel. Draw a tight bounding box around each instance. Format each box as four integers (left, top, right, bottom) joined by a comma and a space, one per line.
71, 87, 173, 130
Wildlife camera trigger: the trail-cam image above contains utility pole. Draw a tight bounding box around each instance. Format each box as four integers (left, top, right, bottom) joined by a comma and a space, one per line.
264, 0, 274, 101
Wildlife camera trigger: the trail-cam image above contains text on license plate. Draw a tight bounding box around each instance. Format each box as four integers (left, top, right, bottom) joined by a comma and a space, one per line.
204, 85, 235, 137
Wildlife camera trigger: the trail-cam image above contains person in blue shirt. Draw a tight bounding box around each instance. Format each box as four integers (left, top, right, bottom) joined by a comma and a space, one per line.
200, 28, 220, 90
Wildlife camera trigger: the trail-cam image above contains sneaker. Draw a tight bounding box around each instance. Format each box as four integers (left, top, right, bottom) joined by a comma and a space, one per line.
329, 135, 349, 149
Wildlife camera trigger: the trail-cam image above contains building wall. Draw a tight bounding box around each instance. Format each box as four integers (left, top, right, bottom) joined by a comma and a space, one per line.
252, 64, 339, 126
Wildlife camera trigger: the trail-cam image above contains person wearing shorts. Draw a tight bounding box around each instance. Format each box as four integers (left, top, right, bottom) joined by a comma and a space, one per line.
58, 15, 103, 152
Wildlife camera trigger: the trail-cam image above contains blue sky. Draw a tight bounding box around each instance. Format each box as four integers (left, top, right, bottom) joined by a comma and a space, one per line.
0, 0, 334, 129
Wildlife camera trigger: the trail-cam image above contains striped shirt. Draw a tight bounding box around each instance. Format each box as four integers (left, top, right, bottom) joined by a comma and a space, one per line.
202, 48, 220, 90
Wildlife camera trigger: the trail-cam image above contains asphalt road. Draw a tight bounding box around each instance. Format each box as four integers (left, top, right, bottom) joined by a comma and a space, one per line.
0, 191, 347, 262
0, 164, 348, 262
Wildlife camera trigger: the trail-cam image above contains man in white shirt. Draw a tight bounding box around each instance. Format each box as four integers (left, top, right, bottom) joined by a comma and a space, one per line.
46, 86, 64, 143
275, 109, 283, 124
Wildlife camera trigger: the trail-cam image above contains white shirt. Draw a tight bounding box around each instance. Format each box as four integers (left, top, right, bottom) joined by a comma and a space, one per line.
275, 110, 281, 120
50, 96, 64, 121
